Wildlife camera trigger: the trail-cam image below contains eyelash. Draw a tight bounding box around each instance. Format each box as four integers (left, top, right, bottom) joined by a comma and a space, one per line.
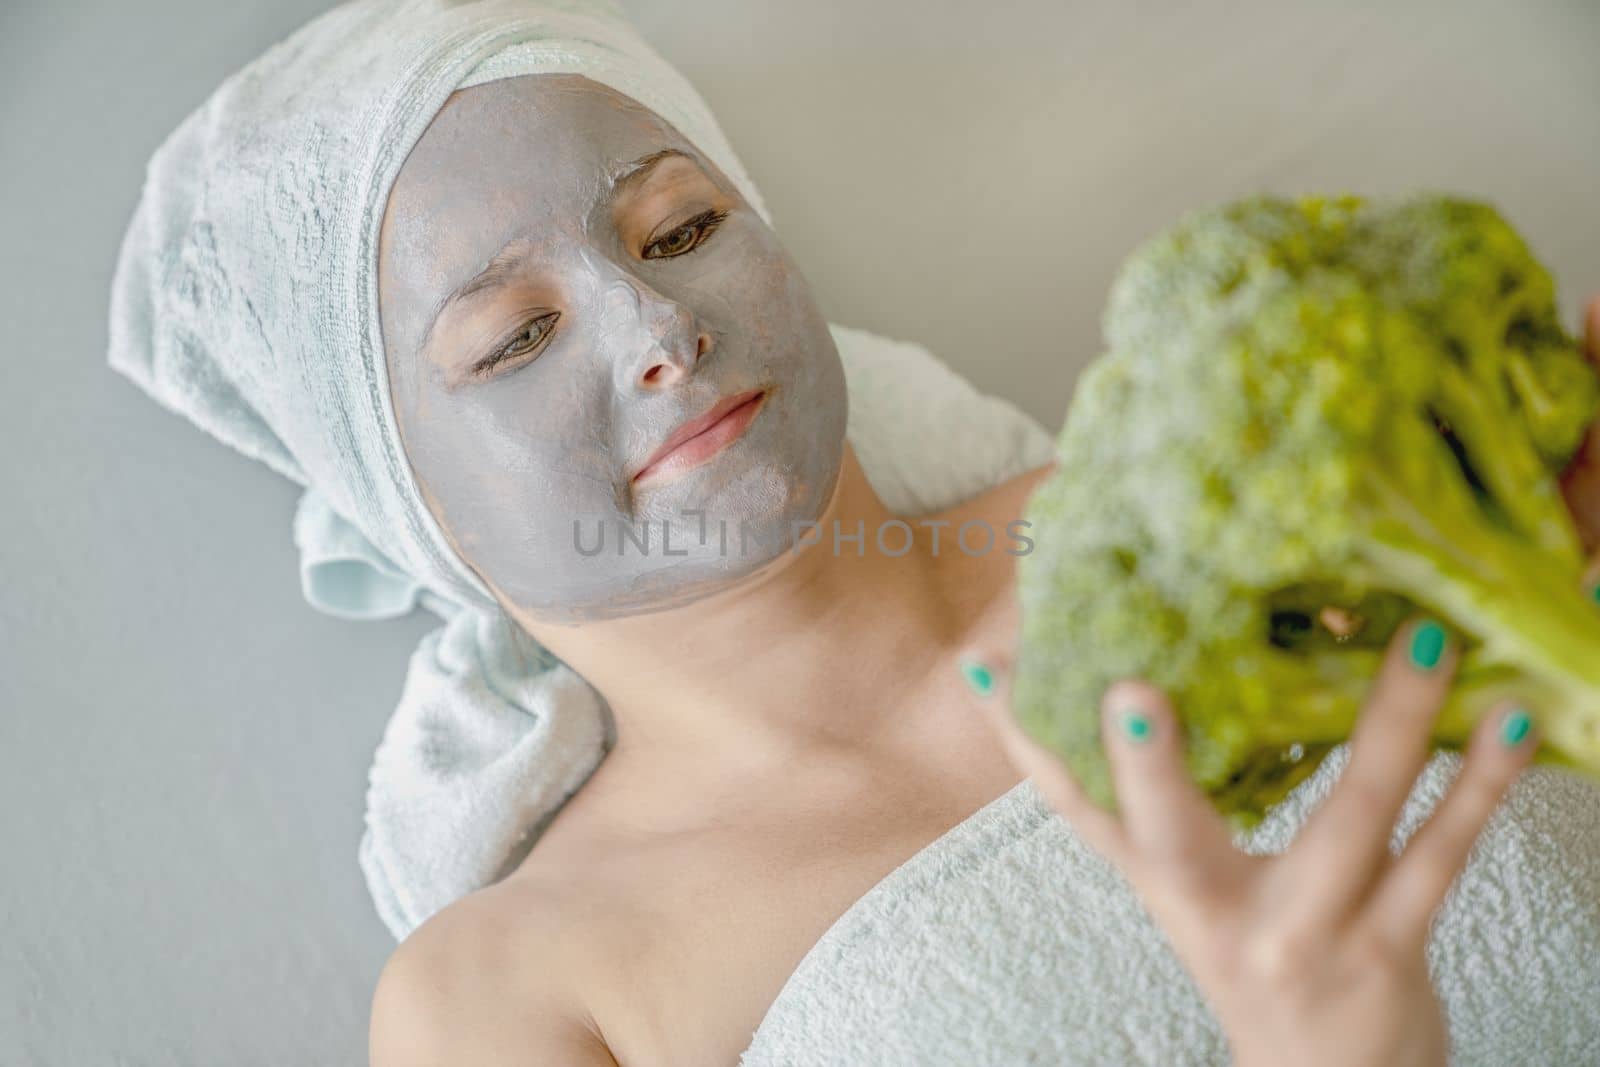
469, 209, 730, 380
471, 311, 560, 380
643, 208, 730, 260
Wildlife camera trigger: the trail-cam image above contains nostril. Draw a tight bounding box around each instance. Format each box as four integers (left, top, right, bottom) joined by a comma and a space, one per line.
642, 365, 663, 384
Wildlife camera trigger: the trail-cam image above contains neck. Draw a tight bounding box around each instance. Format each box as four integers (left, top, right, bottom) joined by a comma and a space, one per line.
510, 445, 972, 800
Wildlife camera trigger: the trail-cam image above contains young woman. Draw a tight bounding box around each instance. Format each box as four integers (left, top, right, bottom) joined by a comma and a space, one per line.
366, 68, 1600, 1067
107, 2, 1600, 1064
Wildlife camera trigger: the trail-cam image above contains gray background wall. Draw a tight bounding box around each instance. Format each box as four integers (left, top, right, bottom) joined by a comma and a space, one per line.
2, 1, 1596, 1063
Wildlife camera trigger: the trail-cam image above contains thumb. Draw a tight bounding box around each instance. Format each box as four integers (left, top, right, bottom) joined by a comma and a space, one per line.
955, 646, 1128, 863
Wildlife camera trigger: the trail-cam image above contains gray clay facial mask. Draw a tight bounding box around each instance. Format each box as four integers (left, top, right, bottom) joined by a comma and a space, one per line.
378, 73, 848, 624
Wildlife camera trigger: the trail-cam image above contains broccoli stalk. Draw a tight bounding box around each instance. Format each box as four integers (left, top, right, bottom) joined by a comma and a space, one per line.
1013, 194, 1600, 824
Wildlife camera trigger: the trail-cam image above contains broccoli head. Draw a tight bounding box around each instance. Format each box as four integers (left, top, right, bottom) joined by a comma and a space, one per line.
1012, 194, 1600, 824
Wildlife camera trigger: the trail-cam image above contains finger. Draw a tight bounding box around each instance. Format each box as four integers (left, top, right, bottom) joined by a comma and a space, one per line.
1561, 296, 1600, 552
1289, 618, 1458, 921
1367, 701, 1537, 949
957, 649, 1129, 865
1562, 454, 1600, 557
1098, 678, 1242, 890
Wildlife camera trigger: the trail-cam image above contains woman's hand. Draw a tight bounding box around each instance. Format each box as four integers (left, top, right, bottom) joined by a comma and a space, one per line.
963, 619, 1538, 1067
1560, 295, 1600, 572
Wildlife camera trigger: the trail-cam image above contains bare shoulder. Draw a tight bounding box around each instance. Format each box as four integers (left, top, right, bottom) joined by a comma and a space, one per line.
924, 460, 1058, 649
368, 879, 619, 1067
934, 460, 1059, 560
991, 460, 1059, 513
941, 460, 1059, 525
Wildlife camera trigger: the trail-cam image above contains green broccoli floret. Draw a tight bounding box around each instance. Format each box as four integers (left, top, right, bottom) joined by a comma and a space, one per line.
1012, 194, 1600, 824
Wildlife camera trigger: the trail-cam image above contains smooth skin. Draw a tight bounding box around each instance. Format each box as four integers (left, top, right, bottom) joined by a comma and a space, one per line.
368, 69, 1600, 1063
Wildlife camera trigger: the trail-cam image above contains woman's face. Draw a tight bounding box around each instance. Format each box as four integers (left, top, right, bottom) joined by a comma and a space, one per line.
378, 74, 847, 624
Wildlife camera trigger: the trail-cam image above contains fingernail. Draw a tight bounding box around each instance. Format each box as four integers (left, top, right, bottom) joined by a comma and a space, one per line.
1589, 581, 1600, 606
1499, 707, 1534, 748
1408, 619, 1449, 671
1117, 706, 1155, 744
959, 659, 996, 698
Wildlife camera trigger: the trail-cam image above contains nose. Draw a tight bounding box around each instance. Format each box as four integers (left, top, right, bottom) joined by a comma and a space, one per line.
604, 273, 711, 393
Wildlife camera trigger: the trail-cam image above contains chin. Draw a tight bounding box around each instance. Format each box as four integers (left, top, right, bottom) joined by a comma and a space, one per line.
513, 433, 845, 624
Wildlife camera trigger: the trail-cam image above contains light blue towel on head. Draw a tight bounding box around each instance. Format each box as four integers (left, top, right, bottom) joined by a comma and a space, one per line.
294, 488, 441, 621
105, 0, 1057, 940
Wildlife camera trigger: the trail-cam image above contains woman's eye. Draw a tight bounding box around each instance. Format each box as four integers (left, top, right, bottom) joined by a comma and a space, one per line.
472, 312, 559, 379
643, 209, 729, 260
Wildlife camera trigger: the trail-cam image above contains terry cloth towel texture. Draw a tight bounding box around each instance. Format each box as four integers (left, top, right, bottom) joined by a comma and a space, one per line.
738, 749, 1600, 1066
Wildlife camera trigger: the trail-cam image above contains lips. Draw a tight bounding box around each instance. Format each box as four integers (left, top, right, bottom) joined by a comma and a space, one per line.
631, 388, 768, 485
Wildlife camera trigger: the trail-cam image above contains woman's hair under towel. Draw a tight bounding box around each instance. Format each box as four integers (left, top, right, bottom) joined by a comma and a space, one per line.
107, 0, 1056, 939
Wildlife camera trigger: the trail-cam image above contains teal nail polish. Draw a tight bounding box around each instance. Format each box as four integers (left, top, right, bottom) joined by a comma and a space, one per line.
1590, 581, 1600, 606
1500, 708, 1533, 747
1408, 620, 1448, 671
960, 660, 996, 698
1119, 708, 1155, 743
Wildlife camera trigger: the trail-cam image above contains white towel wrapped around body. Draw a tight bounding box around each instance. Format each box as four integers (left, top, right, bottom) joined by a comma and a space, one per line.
740, 750, 1600, 1065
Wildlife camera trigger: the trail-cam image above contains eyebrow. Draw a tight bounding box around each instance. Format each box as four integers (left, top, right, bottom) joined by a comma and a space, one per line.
417, 148, 695, 358
608, 147, 691, 194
